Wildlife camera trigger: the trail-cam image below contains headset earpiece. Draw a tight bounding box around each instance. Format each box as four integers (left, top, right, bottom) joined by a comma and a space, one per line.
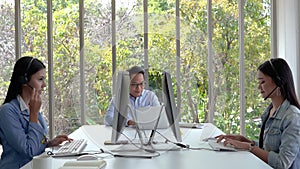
18, 74, 28, 84
19, 57, 35, 84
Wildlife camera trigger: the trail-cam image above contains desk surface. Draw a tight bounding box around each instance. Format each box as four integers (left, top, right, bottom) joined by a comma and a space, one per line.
22, 124, 272, 169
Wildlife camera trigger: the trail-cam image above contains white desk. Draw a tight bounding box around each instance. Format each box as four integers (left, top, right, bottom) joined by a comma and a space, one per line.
22, 124, 272, 169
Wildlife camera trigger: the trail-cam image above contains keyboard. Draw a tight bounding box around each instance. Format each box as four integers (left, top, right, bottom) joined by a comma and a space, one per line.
53, 139, 87, 157
208, 140, 237, 151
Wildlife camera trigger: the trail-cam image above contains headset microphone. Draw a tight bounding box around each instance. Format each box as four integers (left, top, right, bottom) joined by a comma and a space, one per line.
27, 83, 34, 90
264, 86, 277, 100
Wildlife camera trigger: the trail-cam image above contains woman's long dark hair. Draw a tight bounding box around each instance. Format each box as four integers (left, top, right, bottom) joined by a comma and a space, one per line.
258, 58, 300, 109
3, 56, 46, 104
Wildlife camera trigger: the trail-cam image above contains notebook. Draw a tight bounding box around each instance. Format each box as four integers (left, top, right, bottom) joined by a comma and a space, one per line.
112, 149, 160, 158
59, 160, 107, 169
135, 106, 169, 130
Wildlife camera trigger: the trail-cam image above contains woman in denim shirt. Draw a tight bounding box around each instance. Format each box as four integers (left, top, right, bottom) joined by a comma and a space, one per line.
217, 58, 300, 169
0, 57, 72, 168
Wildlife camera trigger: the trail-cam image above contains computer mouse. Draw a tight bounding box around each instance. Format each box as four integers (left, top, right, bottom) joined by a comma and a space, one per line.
77, 154, 98, 161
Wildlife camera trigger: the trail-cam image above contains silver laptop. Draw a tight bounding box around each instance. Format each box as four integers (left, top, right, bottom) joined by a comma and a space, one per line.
135, 106, 169, 130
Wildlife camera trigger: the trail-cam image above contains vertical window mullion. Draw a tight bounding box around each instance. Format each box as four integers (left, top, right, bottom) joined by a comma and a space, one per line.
112, 0, 116, 94
15, 0, 21, 59
207, 0, 214, 123
271, 0, 277, 58
144, 0, 149, 86
47, 0, 54, 139
238, 0, 245, 135
176, 0, 181, 117
79, 0, 86, 125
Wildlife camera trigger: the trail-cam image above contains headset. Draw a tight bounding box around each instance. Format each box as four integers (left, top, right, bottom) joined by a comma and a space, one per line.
19, 57, 35, 84
268, 60, 282, 86
263, 60, 282, 100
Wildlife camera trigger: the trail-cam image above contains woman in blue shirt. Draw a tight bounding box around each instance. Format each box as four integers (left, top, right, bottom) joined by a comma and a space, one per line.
0, 57, 71, 168
217, 58, 300, 169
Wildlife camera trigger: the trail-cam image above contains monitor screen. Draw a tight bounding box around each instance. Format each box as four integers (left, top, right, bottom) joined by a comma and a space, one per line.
111, 71, 130, 144
162, 71, 182, 142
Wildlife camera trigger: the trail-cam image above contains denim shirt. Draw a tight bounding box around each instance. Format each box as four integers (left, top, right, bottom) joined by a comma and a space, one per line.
260, 99, 300, 169
0, 96, 48, 169
104, 89, 160, 125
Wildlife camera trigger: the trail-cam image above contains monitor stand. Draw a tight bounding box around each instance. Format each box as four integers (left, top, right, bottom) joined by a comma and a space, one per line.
109, 141, 179, 158
112, 149, 160, 158
109, 140, 180, 152
108, 105, 181, 158
146, 141, 181, 151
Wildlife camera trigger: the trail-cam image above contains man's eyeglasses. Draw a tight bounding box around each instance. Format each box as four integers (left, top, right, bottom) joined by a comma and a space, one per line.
130, 82, 145, 88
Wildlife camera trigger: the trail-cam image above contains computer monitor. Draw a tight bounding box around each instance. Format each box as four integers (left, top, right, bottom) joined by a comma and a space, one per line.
162, 71, 182, 142
111, 70, 130, 144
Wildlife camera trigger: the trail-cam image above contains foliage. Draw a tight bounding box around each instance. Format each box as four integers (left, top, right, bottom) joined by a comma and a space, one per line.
0, 3, 15, 102
179, 0, 270, 138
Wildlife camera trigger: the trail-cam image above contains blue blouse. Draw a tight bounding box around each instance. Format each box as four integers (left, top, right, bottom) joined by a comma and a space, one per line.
104, 89, 160, 125
261, 99, 300, 169
0, 96, 48, 168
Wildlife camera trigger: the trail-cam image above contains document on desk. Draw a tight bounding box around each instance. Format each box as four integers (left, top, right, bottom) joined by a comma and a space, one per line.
179, 122, 204, 129
58, 160, 107, 169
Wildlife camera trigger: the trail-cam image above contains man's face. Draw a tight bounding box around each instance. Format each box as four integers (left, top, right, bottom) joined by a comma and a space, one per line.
129, 73, 145, 98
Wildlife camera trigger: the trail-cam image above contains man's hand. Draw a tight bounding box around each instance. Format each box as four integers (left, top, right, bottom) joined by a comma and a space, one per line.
127, 120, 135, 126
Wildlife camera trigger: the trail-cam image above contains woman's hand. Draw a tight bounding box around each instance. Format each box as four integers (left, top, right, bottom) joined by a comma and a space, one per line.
222, 138, 252, 150
47, 135, 73, 147
216, 134, 253, 150
29, 88, 42, 123
216, 134, 251, 143
127, 120, 135, 126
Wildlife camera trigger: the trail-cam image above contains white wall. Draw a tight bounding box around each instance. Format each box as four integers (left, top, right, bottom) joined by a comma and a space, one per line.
276, 0, 300, 99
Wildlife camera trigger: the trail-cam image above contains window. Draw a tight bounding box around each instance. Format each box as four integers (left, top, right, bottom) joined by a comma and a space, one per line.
0, 0, 271, 140
0, 0, 15, 101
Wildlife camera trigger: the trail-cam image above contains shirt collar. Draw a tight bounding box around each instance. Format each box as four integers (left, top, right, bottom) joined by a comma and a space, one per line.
17, 95, 29, 112
273, 99, 290, 119
263, 99, 290, 120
